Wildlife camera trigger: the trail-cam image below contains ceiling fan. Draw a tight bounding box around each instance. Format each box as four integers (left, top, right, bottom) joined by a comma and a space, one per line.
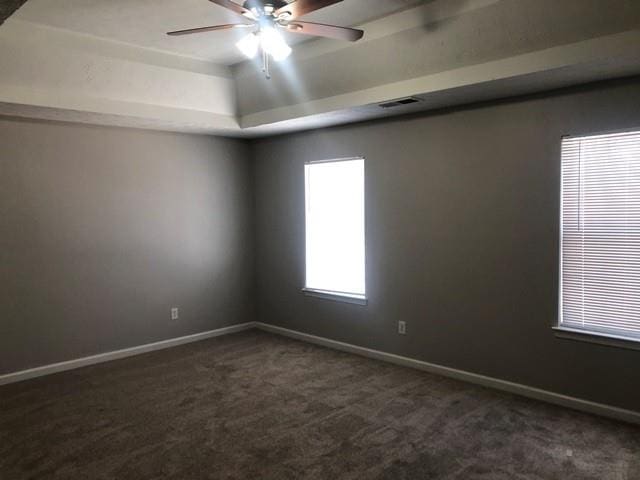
167, 0, 364, 79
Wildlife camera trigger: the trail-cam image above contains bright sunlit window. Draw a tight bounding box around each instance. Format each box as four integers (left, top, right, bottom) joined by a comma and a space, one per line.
304, 158, 366, 302
559, 129, 640, 341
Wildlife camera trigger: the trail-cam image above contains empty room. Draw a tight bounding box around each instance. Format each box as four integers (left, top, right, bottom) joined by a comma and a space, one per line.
1, 0, 640, 478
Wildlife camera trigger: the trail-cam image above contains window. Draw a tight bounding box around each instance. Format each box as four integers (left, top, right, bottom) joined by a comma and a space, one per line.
304, 158, 366, 303
559, 129, 640, 343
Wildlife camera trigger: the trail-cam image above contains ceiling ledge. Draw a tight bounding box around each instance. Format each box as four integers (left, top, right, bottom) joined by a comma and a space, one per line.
3, 27, 639, 139
239, 30, 640, 134
0, 17, 237, 133
0, 99, 240, 136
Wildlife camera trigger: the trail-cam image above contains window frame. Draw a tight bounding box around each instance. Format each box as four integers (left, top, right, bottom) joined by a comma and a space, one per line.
556, 128, 640, 350
302, 157, 367, 306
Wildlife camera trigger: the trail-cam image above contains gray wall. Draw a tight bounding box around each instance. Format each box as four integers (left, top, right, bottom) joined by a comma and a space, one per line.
252, 79, 640, 412
0, 118, 254, 374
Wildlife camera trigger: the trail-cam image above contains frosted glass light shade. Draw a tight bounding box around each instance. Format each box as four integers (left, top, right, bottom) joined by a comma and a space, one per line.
236, 33, 259, 59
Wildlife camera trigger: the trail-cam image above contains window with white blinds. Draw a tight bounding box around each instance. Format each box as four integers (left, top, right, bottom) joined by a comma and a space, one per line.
560, 130, 640, 340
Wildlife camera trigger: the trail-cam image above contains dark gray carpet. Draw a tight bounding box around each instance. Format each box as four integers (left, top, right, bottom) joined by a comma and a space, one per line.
1, 329, 639, 479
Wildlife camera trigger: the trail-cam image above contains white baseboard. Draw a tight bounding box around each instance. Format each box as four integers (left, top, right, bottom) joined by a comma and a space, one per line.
255, 322, 640, 426
0, 322, 257, 386
4, 320, 638, 426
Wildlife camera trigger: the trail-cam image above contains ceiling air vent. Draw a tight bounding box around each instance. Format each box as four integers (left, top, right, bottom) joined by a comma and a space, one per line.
379, 97, 421, 109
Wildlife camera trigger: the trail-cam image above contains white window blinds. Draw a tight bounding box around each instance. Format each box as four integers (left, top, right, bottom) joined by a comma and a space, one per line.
560, 130, 640, 339
305, 158, 365, 298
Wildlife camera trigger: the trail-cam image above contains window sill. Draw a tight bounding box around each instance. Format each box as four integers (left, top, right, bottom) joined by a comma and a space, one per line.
553, 327, 640, 352
302, 288, 367, 306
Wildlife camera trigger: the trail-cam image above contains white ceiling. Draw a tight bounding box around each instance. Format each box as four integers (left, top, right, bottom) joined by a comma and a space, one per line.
4, 0, 638, 138
14, 0, 423, 65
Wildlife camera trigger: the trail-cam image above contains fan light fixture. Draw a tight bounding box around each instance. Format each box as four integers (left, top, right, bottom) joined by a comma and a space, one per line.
259, 27, 292, 61
167, 1, 365, 80
236, 27, 291, 62
235, 32, 260, 59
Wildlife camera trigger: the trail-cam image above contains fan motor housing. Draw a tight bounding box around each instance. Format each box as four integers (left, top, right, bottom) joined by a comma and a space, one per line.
244, 0, 289, 13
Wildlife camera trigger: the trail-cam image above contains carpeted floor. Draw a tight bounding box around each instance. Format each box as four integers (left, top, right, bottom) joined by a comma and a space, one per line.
1, 329, 639, 479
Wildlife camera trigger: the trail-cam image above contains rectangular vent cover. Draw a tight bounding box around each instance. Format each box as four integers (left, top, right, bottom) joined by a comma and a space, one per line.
379, 97, 421, 109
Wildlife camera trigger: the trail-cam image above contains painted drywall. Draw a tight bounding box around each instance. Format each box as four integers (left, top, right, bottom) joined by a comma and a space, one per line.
235, 0, 640, 118
252, 78, 640, 413
13, 0, 421, 65
0, 118, 254, 374
4, 0, 640, 136
0, 19, 238, 135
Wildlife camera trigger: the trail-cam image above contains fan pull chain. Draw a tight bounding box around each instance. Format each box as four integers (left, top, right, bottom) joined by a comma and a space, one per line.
262, 48, 271, 80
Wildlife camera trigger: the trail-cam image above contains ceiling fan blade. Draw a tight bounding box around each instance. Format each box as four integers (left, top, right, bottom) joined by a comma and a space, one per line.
285, 21, 364, 42
167, 23, 254, 36
275, 0, 343, 19
208, 0, 255, 19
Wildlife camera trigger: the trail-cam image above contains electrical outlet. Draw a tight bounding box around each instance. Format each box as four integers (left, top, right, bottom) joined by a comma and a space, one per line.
398, 321, 406, 335
171, 307, 179, 320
